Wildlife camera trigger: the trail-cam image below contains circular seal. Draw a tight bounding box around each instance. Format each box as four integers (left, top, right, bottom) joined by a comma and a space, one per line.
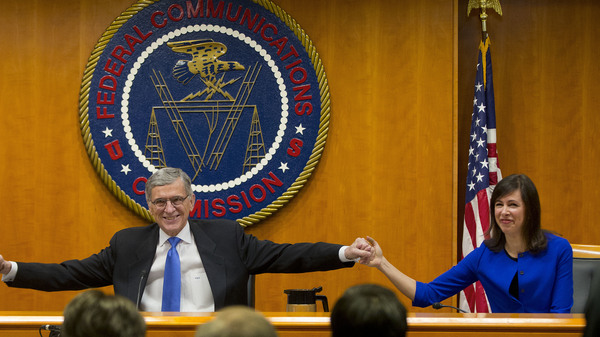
79, 0, 330, 226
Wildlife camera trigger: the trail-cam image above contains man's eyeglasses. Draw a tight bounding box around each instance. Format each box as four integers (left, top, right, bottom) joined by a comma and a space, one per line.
150, 195, 189, 209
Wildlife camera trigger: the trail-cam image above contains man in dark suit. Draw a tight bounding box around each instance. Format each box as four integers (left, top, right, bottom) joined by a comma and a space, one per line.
0, 167, 372, 311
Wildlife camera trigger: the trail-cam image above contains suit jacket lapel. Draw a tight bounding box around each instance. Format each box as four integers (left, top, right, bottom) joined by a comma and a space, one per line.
126, 224, 159, 305
190, 220, 226, 309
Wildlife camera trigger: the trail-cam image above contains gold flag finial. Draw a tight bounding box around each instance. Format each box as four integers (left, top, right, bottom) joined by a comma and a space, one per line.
467, 0, 502, 40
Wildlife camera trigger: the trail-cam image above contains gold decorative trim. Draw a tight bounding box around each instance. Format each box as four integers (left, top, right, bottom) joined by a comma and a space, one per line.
467, 0, 502, 41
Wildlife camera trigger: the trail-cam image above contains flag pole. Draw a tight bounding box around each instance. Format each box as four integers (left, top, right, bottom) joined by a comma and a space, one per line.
467, 0, 503, 42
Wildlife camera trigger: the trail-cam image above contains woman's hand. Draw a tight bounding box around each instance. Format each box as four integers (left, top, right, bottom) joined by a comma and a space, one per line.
361, 236, 417, 300
358, 236, 384, 268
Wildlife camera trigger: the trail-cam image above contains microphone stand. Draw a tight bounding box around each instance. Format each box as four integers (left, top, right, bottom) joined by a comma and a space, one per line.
432, 302, 468, 313
39, 325, 61, 337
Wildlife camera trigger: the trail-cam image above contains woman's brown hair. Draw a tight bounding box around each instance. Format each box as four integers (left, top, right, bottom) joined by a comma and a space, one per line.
484, 174, 547, 254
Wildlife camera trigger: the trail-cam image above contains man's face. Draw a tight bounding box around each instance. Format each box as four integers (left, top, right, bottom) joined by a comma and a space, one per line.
148, 178, 195, 236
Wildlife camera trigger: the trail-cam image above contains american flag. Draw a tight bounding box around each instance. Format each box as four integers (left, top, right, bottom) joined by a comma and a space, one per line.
459, 37, 502, 313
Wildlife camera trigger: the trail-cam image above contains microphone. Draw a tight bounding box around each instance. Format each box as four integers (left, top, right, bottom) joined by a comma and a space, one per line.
41, 325, 61, 331
136, 270, 148, 310
432, 302, 468, 313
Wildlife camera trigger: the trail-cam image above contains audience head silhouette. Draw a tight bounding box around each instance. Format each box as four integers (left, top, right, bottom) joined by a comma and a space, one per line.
195, 305, 278, 337
62, 290, 146, 337
330, 284, 407, 337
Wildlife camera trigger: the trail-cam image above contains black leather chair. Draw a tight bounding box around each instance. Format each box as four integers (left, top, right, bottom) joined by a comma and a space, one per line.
247, 274, 255, 308
571, 244, 600, 313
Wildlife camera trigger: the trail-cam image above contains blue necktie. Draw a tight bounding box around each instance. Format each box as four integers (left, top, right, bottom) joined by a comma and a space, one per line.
162, 237, 182, 311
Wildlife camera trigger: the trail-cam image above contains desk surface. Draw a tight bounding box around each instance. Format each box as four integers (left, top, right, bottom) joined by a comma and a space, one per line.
0, 311, 587, 337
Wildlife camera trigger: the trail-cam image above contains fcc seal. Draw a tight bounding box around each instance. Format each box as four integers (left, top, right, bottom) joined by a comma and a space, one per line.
79, 0, 330, 226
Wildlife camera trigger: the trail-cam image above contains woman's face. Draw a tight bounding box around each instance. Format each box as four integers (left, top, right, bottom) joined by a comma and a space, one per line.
494, 189, 526, 238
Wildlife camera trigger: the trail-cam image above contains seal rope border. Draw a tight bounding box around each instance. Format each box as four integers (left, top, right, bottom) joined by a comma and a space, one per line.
78, 0, 331, 227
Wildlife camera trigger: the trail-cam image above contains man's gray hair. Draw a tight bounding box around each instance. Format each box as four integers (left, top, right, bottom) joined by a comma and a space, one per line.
195, 306, 278, 337
145, 167, 193, 202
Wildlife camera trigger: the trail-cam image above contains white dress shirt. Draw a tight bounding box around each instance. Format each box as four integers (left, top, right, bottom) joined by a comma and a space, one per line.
140, 222, 215, 312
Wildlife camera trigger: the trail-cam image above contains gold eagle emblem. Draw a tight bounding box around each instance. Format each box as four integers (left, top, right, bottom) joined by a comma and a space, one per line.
467, 0, 503, 17
167, 39, 245, 100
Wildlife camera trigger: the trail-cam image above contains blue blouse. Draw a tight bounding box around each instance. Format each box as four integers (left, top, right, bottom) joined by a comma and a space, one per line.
413, 233, 573, 313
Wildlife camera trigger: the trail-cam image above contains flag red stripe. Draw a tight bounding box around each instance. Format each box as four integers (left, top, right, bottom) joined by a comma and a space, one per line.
462, 283, 476, 312
464, 202, 478, 250
487, 143, 497, 158
489, 171, 498, 186
475, 281, 490, 313
476, 189, 490, 237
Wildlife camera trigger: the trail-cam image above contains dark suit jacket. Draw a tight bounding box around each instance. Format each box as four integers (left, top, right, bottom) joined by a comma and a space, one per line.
7, 219, 353, 309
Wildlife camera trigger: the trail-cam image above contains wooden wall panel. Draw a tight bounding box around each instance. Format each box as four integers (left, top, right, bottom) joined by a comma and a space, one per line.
0, 0, 455, 314
0, 0, 147, 311
457, 0, 600, 258
246, 0, 456, 312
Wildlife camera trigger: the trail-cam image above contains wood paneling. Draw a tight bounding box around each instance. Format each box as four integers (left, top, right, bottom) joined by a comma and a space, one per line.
245, 0, 456, 312
0, 0, 456, 313
457, 0, 600, 260
23, 0, 600, 317
2, 0, 598, 319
